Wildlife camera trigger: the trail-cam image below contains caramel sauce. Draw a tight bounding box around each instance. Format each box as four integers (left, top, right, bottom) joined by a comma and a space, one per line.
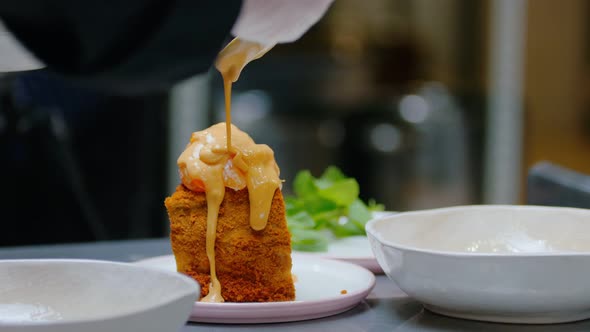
223, 78, 233, 152
177, 38, 277, 303
216, 37, 274, 152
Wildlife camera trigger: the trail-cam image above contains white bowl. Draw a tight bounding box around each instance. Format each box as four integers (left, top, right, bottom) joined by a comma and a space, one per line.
0, 259, 199, 332
365, 205, 590, 324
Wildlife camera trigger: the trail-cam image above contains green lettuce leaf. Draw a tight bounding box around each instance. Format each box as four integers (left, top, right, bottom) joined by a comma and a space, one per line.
285, 166, 384, 252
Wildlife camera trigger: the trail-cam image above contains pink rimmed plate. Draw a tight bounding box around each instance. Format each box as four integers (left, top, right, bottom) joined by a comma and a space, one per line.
134, 253, 375, 324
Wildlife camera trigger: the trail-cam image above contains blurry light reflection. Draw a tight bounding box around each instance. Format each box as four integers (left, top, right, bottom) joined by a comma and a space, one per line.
231, 90, 271, 125
370, 123, 402, 153
399, 94, 430, 124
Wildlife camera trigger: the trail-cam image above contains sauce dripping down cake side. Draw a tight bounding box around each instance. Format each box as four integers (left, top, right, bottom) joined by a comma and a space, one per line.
165, 38, 293, 303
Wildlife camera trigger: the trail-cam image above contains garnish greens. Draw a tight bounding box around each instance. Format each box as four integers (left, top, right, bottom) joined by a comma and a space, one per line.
285, 166, 384, 252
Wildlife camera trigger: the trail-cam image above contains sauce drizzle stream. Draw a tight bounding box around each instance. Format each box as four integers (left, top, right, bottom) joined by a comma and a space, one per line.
223, 78, 233, 153
178, 38, 276, 303
216, 38, 274, 152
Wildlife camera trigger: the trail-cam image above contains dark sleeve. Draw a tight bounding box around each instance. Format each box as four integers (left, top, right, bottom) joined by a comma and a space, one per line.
0, 0, 243, 93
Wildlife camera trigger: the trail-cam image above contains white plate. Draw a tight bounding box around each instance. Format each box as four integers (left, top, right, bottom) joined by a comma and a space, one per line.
293, 211, 395, 274
293, 236, 383, 273
134, 254, 375, 324
366, 205, 590, 324
0, 259, 198, 332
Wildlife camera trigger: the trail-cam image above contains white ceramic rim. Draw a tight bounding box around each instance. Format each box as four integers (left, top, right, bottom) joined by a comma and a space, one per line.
188, 254, 376, 324
0, 259, 199, 327
134, 253, 376, 324
365, 204, 590, 258
136, 254, 376, 306
195, 255, 377, 310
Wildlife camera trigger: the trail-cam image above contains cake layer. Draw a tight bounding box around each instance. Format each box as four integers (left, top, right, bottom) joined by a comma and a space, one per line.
165, 185, 295, 302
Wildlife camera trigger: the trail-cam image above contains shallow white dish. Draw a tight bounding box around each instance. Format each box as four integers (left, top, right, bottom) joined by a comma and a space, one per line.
0, 259, 199, 332
293, 211, 395, 274
134, 253, 375, 324
366, 205, 590, 324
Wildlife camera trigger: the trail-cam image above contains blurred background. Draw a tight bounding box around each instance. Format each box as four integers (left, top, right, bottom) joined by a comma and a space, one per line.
1, 0, 589, 246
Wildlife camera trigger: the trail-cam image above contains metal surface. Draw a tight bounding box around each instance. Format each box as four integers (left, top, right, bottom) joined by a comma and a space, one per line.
483, 0, 528, 204
527, 162, 590, 208
2, 238, 590, 331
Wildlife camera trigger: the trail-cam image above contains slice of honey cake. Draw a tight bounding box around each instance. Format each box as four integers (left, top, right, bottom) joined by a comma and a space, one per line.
164, 123, 295, 302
